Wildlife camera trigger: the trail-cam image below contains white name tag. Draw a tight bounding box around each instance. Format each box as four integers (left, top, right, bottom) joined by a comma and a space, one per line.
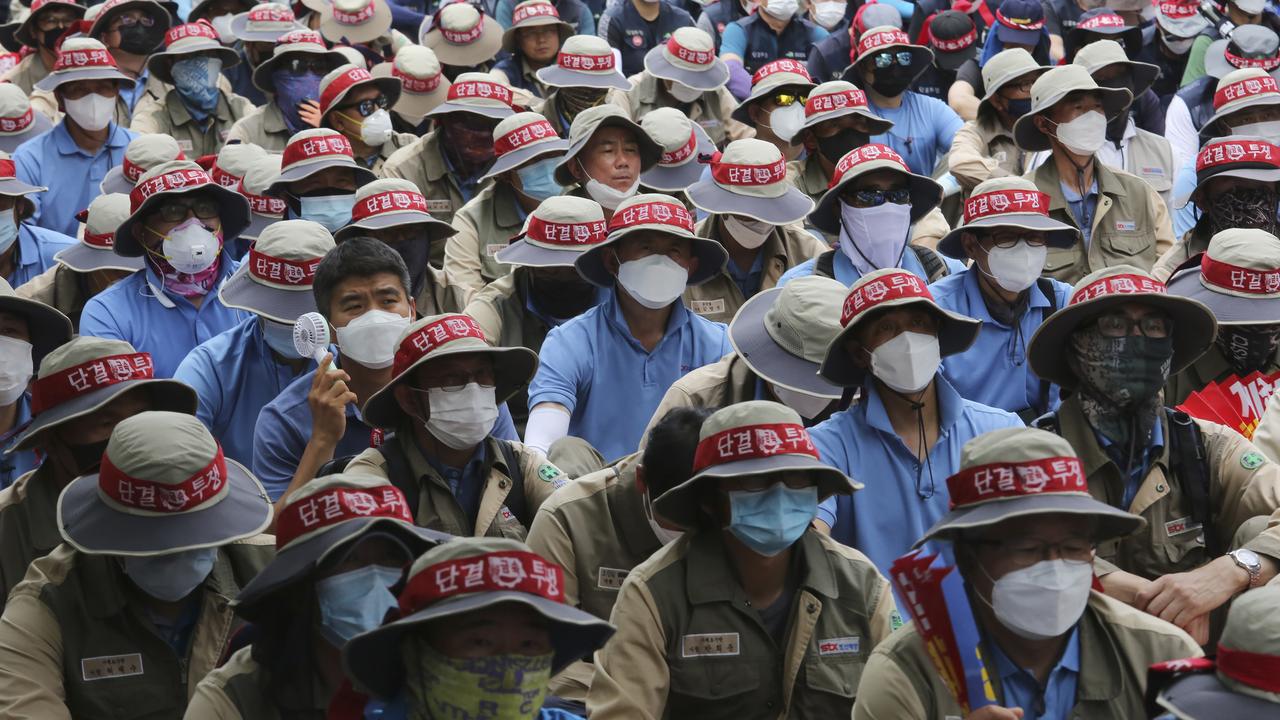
597, 567, 628, 590
818, 636, 860, 656
485, 243, 508, 256
82, 654, 144, 681
689, 298, 726, 315
682, 632, 740, 658
1165, 516, 1203, 537
425, 199, 453, 213
177, 139, 193, 152
1114, 220, 1136, 232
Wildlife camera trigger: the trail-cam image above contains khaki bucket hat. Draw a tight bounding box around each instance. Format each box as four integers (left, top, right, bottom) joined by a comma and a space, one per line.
1073, 39, 1158, 99
237, 153, 286, 242
268, 128, 378, 194
0, 82, 50, 153
1202, 69, 1280, 138
917, 426, 1145, 545
251, 29, 347, 94
34, 37, 133, 92
335, 178, 457, 242
371, 45, 450, 121
501, 0, 573, 54
482, 111, 568, 180
552, 104, 660, 186
496, 194, 608, 268
654, 401, 861, 529
936, 176, 1080, 260
15, 0, 84, 49
730, 58, 815, 125
147, 21, 241, 86
809, 143, 943, 233
978, 48, 1046, 119
1012, 64, 1133, 152
421, 71, 516, 120
115, 160, 252, 257
318, 64, 401, 118
639, 107, 715, 192
820, 268, 982, 387
58, 193, 145, 274
342, 537, 615, 697
101, 134, 186, 196
574, 193, 728, 287
643, 26, 728, 92
320, 0, 392, 44
0, 276, 71, 361
1185, 137, 1280, 211
1027, 265, 1218, 388
210, 141, 262, 189
1167, 228, 1280, 325
229, 2, 300, 43
687, 138, 815, 225
218, 219, 334, 323
798, 80, 893, 134
535, 34, 629, 90
57, 411, 272, 556
420, 2, 502, 67
728, 275, 847, 398
361, 313, 539, 428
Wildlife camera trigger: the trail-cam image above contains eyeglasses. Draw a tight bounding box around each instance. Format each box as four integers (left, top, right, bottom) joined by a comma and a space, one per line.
770, 92, 809, 107
1001, 77, 1037, 94
339, 95, 390, 118
113, 13, 155, 28
36, 13, 76, 31
986, 231, 1048, 249
845, 187, 911, 207
972, 537, 1095, 567
1092, 311, 1172, 339
282, 57, 331, 75
154, 197, 220, 223
724, 475, 816, 493
873, 51, 915, 69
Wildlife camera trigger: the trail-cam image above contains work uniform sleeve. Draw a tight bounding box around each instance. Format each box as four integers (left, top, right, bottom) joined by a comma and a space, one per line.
1252, 392, 1280, 463
1203, 422, 1280, 550
909, 206, 950, 250
183, 677, 243, 720
526, 500, 581, 607
129, 105, 164, 135
0, 590, 70, 720
520, 447, 569, 513
77, 295, 126, 341
849, 648, 927, 720
586, 575, 669, 720
1245, 505, 1280, 562
251, 401, 311, 499
720, 88, 754, 141
1150, 239, 1192, 283
867, 579, 899, 649
12, 265, 56, 305
442, 207, 488, 300
343, 447, 392, 480
947, 121, 1004, 191
463, 288, 505, 343
526, 324, 590, 412
640, 381, 699, 449
1146, 182, 1176, 265
174, 346, 224, 437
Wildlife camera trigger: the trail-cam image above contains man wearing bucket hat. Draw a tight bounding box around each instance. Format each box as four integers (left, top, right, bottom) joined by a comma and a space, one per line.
0, 337, 192, 600
0, 155, 76, 289
645, 275, 847, 430
807, 268, 1022, 568
420, 2, 504, 78
99, 133, 185, 197
718, 0, 828, 99
1, 0, 86, 94
1144, 0, 1210, 105
496, 0, 595, 35
227, 29, 347, 151
587, 401, 897, 718
597, 0, 694, 80
185, 473, 449, 719
0, 84, 52, 153
806, 2, 904, 85
681, 138, 824, 325
931, 177, 1078, 420
14, 193, 142, 330
372, 44, 451, 134
383, 73, 518, 228
853, 426, 1205, 720
731, 58, 814, 160
1026, 266, 1280, 644
335, 536, 613, 719
534, 34, 629, 138
79, 160, 252, 378
637, 106, 717, 197
1063, 7, 1143, 63
173, 220, 332, 468
336, 178, 462, 314
1180, 0, 1280, 88
316, 64, 416, 174
233, 153, 286, 252
526, 406, 710, 701
266, 128, 378, 234
132, 22, 253, 158
524, 193, 730, 464
16, 38, 139, 239
948, 48, 1046, 193
445, 111, 569, 299
551, 104, 661, 217
0, 412, 274, 717
85, 0, 174, 122
493, 0, 574, 98
608, 26, 750, 147
464, 195, 609, 430
0, 279, 71, 491
225, 2, 302, 105
342, 312, 561, 539
1016, 65, 1174, 284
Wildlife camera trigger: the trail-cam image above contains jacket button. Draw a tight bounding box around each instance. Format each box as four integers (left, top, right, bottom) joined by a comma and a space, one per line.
1156, 483, 1165, 492
499, 479, 509, 489
807, 603, 817, 614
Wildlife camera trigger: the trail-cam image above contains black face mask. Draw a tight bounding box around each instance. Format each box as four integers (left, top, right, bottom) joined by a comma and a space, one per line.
39, 27, 62, 51
870, 66, 914, 98
117, 23, 163, 55
1208, 187, 1280, 235
529, 271, 595, 320
816, 129, 870, 164
386, 237, 431, 298
1217, 324, 1280, 374
65, 438, 109, 475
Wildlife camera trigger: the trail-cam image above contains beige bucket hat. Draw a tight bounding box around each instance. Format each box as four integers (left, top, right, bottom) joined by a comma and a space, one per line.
58, 193, 145, 274
15, 0, 84, 49
1184, 136, 1280, 212
147, 20, 242, 85
809, 143, 943, 233
115, 160, 251, 256
502, 0, 573, 54
798, 80, 893, 134
86, 0, 171, 43
496, 195, 608, 267
0, 83, 50, 153
320, 0, 392, 43
267, 128, 377, 194
730, 58, 815, 125
639, 107, 715, 192
101, 134, 186, 196
318, 64, 401, 118
422, 71, 516, 120
1167, 228, 1280, 325
229, 2, 301, 43
1202, 69, 1280, 138
574, 192, 728, 287
687, 138, 815, 225
237, 153, 286, 242
482, 110, 568, 180
977, 48, 1045, 119
210, 141, 262, 188
371, 44, 450, 121
552, 104, 660, 186
1012, 64, 1133, 152
643, 25, 728, 91
535, 34, 629, 90
729, 275, 847, 398
34, 37, 133, 92
219, 219, 334, 323
936, 176, 1080, 260
335, 178, 457, 242
420, 2, 502, 67
251, 28, 347, 94
1073, 39, 1158, 100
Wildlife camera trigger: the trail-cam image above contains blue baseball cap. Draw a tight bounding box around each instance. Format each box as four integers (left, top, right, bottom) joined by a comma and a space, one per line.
995, 0, 1045, 47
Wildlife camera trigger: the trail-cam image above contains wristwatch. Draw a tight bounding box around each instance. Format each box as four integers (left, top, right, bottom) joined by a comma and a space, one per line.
1228, 548, 1263, 590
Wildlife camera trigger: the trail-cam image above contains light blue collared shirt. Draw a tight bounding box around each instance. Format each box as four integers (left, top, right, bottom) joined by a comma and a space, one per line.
119, 68, 150, 112
990, 625, 1081, 720
867, 91, 965, 177
0, 394, 36, 490
726, 249, 765, 299
1094, 412, 1164, 510
6, 224, 75, 288
778, 242, 966, 287
14, 121, 136, 237
1061, 178, 1099, 247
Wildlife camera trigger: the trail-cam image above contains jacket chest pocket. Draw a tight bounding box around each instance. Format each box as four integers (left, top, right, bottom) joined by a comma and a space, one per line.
789, 657, 864, 719
1129, 492, 1207, 576
1042, 245, 1080, 276
1098, 225, 1157, 264
667, 657, 763, 718
486, 506, 529, 540
65, 652, 180, 720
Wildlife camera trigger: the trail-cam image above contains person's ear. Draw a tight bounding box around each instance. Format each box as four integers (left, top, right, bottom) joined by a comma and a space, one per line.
568, 157, 585, 182
1032, 113, 1052, 134
960, 232, 979, 258
393, 384, 425, 421
407, 295, 418, 319
603, 248, 621, 276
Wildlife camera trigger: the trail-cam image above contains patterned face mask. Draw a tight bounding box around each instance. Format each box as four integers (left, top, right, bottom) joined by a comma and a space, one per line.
1216, 323, 1280, 374
1208, 187, 1280, 236
1068, 325, 1172, 450
402, 633, 552, 720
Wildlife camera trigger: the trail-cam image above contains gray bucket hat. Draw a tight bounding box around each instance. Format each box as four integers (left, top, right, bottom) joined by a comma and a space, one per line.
0, 276, 71, 361
251, 28, 347, 94
100, 134, 186, 196
229, 2, 301, 43
820, 268, 982, 387
1073, 38, 1159, 98
218, 219, 334, 323
729, 275, 847, 398
639, 107, 715, 192
917, 427, 1145, 545
1012, 64, 1133, 152
233, 473, 450, 621
422, 71, 517, 120
977, 48, 1047, 120
34, 37, 134, 92
573, 192, 728, 288
1154, 0, 1211, 39
210, 141, 264, 189
335, 178, 457, 242
1186, 136, 1280, 211
536, 34, 630, 90
654, 401, 861, 529
937, 177, 1080, 260
729, 58, 815, 125
797, 80, 893, 134
687, 138, 815, 225
809, 143, 944, 233
342, 537, 615, 698
1167, 228, 1280, 325
643, 26, 728, 91
482, 111, 568, 180
1201, 69, 1280, 138
420, 1, 503, 66
58, 193, 145, 274
0, 82, 51, 153
501, 0, 573, 54
496, 195, 608, 267
114, 160, 252, 257
147, 20, 242, 85
1205, 24, 1280, 81
57, 411, 272, 556
553, 104, 661, 186
237, 153, 287, 242
267, 129, 378, 195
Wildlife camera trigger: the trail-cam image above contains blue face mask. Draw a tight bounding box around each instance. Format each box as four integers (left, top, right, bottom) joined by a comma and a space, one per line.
727, 484, 818, 557
0, 209, 17, 257
260, 317, 304, 359
272, 69, 323, 134
299, 193, 356, 232
515, 156, 563, 201
172, 56, 223, 119
1004, 97, 1033, 119
315, 565, 403, 647
122, 547, 219, 601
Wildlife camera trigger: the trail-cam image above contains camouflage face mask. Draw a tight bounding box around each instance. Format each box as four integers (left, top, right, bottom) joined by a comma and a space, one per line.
1068, 326, 1172, 447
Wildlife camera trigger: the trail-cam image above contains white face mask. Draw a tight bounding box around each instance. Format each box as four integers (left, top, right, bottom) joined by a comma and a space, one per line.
983, 241, 1047, 293
162, 218, 221, 274
1053, 110, 1108, 156
64, 92, 115, 132
764, 0, 798, 19
584, 176, 640, 211
211, 13, 236, 43
869, 330, 940, 394
989, 558, 1093, 640
261, 318, 305, 359
767, 103, 805, 143
424, 382, 499, 450
335, 310, 410, 369
770, 382, 832, 419
812, 0, 845, 28
616, 254, 690, 309
667, 81, 704, 103
359, 108, 394, 146
0, 335, 33, 406
722, 214, 774, 249
643, 489, 683, 545
838, 201, 912, 275
122, 547, 218, 602
1233, 119, 1280, 144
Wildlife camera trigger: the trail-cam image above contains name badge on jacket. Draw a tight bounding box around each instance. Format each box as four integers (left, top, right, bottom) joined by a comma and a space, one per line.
82, 654, 144, 681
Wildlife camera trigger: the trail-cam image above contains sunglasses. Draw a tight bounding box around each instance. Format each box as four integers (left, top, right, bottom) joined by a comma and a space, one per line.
846, 188, 911, 207
154, 197, 220, 223
771, 92, 809, 107
872, 51, 914, 69
339, 95, 391, 118
282, 57, 331, 75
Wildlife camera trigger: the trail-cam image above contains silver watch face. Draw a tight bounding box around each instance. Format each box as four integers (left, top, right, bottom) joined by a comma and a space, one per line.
1234, 548, 1261, 569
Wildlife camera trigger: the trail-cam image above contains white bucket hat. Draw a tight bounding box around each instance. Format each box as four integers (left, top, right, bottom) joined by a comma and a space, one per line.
34, 37, 133, 92
501, 0, 572, 54
422, 71, 516, 120
497, 195, 608, 267
335, 178, 457, 242
809, 143, 943, 232
639, 107, 715, 192
237, 153, 287, 242
574, 193, 728, 287
219, 219, 335, 323
267, 128, 377, 195
115, 160, 251, 256
0, 82, 50, 153
320, 0, 392, 43
730, 58, 815, 125
1155, 0, 1211, 38
937, 176, 1081, 260
535, 34, 629, 90
798, 80, 893, 133
317, 63, 401, 118
147, 20, 241, 85
977, 48, 1045, 119
100, 134, 186, 196
229, 2, 301, 43
251, 28, 347, 94
1167, 228, 1280, 324
687, 138, 815, 225
58, 193, 145, 273
420, 2, 502, 67
642, 25, 728, 91
371, 44, 450, 121
1202, 68, 1280, 138
210, 141, 263, 189
482, 111, 568, 180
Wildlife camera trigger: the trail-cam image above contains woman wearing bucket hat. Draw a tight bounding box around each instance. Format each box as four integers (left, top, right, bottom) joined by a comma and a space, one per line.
551, 104, 661, 217
4, 0, 86, 94
854, 427, 1205, 720
932, 177, 1078, 420
445, 111, 569, 299
597, 0, 694, 80
0, 153, 78, 289
185, 473, 449, 720
315, 64, 415, 174
607, 27, 751, 147
682, 138, 824, 325
807, 268, 1022, 567
0, 83, 52, 152
1025, 266, 1280, 644
492, 0, 573, 98
334, 536, 613, 719
730, 58, 815, 160
266, 128, 378, 234
948, 48, 1046, 193
587, 401, 897, 719
524, 193, 731, 464
420, 2, 504, 78
533, 34, 629, 136
0, 411, 274, 718
78, 160, 253, 378
226, 29, 347, 151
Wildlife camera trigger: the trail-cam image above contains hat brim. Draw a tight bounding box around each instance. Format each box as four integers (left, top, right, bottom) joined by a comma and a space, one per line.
1158, 672, 1280, 717
1166, 265, 1280, 325
553, 114, 661, 186
1012, 85, 1132, 152
535, 63, 631, 91
54, 244, 146, 274
372, 61, 451, 119
320, 0, 393, 44
643, 47, 729, 91
266, 159, 377, 195
1201, 94, 1280, 138
640, 126, 715, 191
1156, 13, 1210, 37
218, 262, 318, 323
8, 377, 196, 453
0, 294, 71, 360
798, 104, 894, 134
494, 238, 584, 268
362, 343, 540, 428
687, 181, 815, 225
252, 48, 347, 94
996, 23, 1042, 47
422, 98, 515, 120
240, 211, 283, 242
230, 11, 303, 43
482, 138, 568, 180
343, 589, 615, 698
335, 211, 457, 241
917, 492, 1145, 546
422, 17, 503, 67
810, 166, 943, 233
500, 17, 573, 53
99, 165, 136, 196
728, 287, 842, 398
57, 457, 272, 556
323, 75, 402, 118
0, 176, 45, 196
114, 182, 251, 256
819, 298, 983, 386
34, 66, 134, 92
0, 112, 51, 154
1027, 293, 1217, 387
936, 213, 1080, 259
1201, 38, 1280, 80
730, 78, 816, 124
147, 44, 241, 85
574, 233, 728, 288
87, 0, 171, 37
933, 43, 977, 71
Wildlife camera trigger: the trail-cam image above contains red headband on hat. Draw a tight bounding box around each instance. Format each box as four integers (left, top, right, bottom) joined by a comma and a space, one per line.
165, 21, 218, 46
210, 163, 241, 188
1200, 254, 1280, 295
446, 79, 513, 106
53, 47, 117, 72
660, 129, 698, 165
1196, 139, 1280, 172
282, 133, 355, 169
1214, 75, 1279, 108
946, 456, 1088, 509
494, 118, 557, 157
31, 352, 154, 415
249, 246, 321, 286
393, 315, 487, 376
320, 66, 376, 113
352, 189, 431, 221
1217, 645, 1280, 694
963, 189, 1050, 223
1077, 11, 1125, 30
83, 229, 115, 249
0, 159, 17, 179
30, 0, 78, 12
123, 149, 186, 184
805, 88, 869, 117
275, 484, 413, 549
841, 271, 931, 325
933, 27, 977, 51
276, 28, 324, 46
99, 444, 227, 513
399, 550, 565, 613
434, 9, 484, 44
248, 4, 294, 22
393, 64, 441, 93
525, 214, 607, 246
556, 50, 614, 72
1226, 48, 1280, 71
665, 34, 714, 66
0, 107, 33, 134
1069, 273, 1166, 305
242, 187, 287, 216
857, 28, 912, 58
829, 144, 910, 189
692, 422, 819, 473
752, 58, 811, 85
707, 151, 786, 187
129, 168, 212, 212
995, 8, 1044, 30
512, 1, 558, 23
333, 0, 376, 26
608, 200, 694, 233
1157, 0, 1199, 18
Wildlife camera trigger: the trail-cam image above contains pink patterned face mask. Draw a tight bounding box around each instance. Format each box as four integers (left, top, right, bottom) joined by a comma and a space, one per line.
147, 246, 223, 298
